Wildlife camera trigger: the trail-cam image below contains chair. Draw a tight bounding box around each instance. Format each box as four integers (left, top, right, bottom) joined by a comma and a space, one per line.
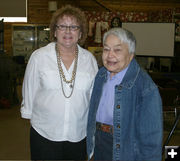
159, 87, 179, 117
159, 87, 180, 154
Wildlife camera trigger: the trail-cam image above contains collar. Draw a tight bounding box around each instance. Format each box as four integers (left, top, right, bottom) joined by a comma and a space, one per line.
121, 58, 140, 89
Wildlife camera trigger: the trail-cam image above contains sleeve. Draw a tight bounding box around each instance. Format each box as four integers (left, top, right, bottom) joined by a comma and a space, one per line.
136, 85, 163, 161
20, 54, 39, 119
89, 54, 98, 99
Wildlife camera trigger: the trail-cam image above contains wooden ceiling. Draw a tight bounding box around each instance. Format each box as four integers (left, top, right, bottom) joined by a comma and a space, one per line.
57, 0, 180, 11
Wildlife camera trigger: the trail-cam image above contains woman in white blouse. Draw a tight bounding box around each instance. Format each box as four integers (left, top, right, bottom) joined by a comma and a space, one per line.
20, 5, 98, 160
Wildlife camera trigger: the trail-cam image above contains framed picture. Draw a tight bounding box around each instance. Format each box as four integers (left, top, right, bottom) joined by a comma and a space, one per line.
111, 17, 122, 28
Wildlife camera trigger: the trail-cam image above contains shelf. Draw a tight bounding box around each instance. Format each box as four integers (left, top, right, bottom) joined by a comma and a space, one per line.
12, 24, 50, 61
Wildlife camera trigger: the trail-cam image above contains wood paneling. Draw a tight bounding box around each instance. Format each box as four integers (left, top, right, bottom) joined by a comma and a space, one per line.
4, 23, 12, 54
96, 0, 180, 12
2, 0, 180, 55
28, 0, 52, 24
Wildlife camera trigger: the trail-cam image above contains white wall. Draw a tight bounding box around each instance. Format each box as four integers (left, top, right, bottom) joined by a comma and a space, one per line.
122, 23, 175, 57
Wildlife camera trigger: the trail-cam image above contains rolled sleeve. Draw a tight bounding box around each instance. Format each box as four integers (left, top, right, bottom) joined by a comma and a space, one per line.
20, 53, 39, 120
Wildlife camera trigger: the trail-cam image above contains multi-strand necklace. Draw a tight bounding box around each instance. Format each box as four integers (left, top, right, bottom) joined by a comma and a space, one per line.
55, 43, 78, 98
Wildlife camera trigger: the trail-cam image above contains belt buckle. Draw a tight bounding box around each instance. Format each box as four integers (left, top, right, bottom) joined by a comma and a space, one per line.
96, 122, 113, 134
102, 124, 110, 133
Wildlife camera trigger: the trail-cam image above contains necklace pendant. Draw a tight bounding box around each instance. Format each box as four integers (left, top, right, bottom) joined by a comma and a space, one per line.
70, 84, 73, 88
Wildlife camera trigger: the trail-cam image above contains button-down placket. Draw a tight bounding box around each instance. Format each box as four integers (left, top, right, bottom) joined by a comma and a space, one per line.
113, 85, 122, 160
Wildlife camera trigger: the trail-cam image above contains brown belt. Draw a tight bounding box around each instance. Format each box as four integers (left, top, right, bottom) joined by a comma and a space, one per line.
96, 122, 113, 134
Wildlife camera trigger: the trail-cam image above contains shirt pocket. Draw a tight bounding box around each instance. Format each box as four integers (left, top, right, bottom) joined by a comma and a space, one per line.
75, 72, 93, 91
39, 70, 60, 89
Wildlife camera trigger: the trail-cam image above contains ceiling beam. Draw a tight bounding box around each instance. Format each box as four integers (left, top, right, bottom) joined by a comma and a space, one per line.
95, 0, 113, 12
95, 0, 180, 12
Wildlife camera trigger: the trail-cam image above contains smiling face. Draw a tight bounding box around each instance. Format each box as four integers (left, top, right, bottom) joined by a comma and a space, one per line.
55, 15, 81, 49
102, 34, 134, 77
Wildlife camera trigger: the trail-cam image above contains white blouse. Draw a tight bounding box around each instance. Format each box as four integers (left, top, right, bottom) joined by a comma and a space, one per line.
21, 42, 98, 142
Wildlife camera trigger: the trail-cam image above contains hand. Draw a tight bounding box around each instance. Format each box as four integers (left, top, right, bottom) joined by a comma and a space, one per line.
89, 155, 94, 161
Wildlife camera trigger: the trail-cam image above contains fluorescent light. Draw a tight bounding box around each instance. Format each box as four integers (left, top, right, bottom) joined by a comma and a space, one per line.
0, 0, 27, 22
44, 28, 50, 31
0, 17, 27, 22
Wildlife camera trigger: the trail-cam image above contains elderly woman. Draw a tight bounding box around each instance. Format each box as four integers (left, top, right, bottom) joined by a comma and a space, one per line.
87, 28, 163, 161
20, 5, 98, 160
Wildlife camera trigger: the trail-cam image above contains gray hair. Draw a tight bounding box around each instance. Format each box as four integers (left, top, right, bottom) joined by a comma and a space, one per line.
103, 27, 136, 54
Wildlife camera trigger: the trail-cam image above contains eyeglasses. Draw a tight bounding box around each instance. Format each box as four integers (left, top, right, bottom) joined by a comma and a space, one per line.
56, 25, 80, 31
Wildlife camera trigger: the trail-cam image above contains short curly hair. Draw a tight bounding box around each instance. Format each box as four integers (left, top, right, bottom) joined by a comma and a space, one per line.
49, 5, 88, 46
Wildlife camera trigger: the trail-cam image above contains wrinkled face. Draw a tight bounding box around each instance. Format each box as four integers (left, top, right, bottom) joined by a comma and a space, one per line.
55, 15, 81, 48
102, 34, 134, 77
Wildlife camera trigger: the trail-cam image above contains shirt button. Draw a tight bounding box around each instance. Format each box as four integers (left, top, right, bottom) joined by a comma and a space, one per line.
117, 124, 120, 128
116, 105, 120, 109
116, 144, 120, 148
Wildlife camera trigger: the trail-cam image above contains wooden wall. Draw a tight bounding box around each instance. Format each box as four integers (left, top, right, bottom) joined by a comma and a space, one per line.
3, 0, 180, 55
28, 0, 52, 24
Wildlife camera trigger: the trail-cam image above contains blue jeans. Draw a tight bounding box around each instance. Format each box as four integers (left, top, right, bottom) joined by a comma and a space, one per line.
94, 129, 113, 160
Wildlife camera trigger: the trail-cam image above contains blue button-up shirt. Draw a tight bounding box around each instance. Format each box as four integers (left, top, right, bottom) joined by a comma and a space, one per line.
96, 66, 128, 125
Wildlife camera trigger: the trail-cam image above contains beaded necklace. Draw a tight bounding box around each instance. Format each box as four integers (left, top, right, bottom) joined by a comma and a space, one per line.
55, 43, 78, 98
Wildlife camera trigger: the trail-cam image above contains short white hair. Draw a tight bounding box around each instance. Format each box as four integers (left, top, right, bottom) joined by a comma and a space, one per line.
103, 27, 136, 54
